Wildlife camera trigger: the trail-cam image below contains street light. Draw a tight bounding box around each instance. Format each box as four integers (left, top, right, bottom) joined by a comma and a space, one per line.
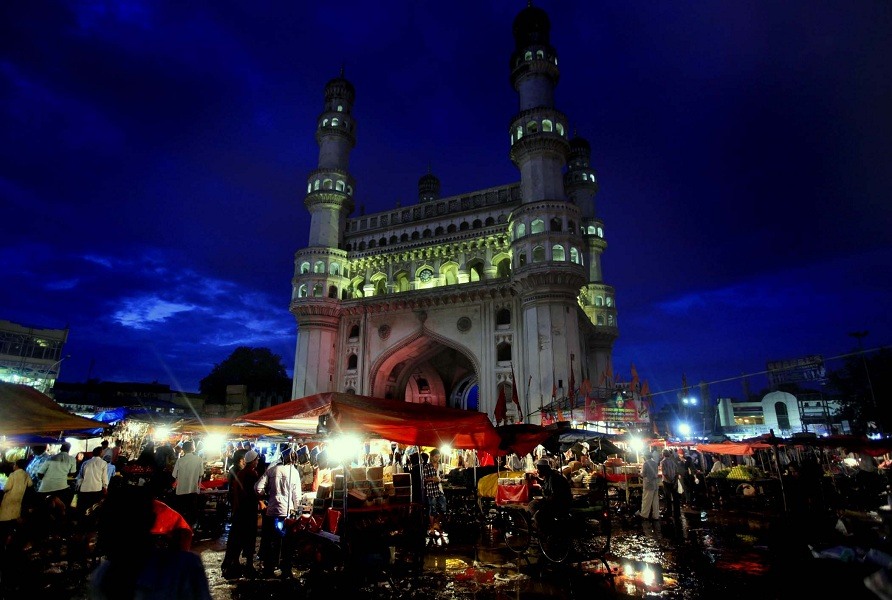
39, 354, 70, 393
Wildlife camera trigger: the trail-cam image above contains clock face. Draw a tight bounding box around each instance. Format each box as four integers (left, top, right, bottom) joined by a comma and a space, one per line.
419, 269, 433, 282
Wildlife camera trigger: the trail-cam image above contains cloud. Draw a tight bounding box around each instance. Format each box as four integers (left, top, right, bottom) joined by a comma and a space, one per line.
112, 296, 195, 329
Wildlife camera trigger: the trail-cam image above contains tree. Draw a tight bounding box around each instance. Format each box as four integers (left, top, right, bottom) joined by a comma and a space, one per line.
199, 347, 291, 404
826, 348, 891, 435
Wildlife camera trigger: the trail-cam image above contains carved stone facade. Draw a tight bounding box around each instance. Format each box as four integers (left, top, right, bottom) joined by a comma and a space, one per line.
290, 6, 619, 424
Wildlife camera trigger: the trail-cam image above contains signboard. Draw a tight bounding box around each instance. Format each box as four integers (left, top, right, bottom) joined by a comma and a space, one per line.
767, 355, 826, 388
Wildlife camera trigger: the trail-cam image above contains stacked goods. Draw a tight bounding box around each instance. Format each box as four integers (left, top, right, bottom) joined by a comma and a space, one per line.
707, 468, 730, 479
391, 473, 411, 503
725, 465, 762, 481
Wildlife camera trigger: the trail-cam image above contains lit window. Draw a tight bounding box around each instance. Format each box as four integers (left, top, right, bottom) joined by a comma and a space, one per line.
314, 261, 325, 273
552, 245, 565, 261
531, 219, 545, 234
524, 51, 532, 61
532, 245, 545, 262
300, 262, 310, 274
516, 222, 526, 238
542, 119, 553, 132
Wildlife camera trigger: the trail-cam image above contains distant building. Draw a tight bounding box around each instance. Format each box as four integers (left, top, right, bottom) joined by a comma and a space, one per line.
52, 380, 198, 418
715, 391, 848, 439
0, 319, 69, 391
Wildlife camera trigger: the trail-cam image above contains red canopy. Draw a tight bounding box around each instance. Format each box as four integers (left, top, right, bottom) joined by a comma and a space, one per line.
0, 382, 107, 435
241, 392, 504, 454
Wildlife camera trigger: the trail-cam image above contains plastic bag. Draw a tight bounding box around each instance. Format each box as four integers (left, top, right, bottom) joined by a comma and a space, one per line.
70, 493, 78, 508
676, 478, 684, 494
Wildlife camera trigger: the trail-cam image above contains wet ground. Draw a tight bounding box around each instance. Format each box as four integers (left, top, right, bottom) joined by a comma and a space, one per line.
23, 504, 892, 599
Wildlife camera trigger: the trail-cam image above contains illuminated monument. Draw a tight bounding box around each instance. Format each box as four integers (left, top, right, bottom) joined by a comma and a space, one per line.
289, 5, 618, 424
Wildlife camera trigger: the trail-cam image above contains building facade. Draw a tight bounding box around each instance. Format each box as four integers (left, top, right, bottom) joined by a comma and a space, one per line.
290, 6, 619, 424
0, 319, 69, 392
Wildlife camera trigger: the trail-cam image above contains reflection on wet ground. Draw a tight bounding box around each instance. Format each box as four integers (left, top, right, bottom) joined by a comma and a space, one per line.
39, 505, 891, 599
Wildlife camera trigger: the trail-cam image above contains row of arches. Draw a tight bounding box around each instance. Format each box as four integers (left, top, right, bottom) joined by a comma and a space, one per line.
319, 115, 354, 133
307, 177, 354, 196
346, 215, 506, 252
295, 256, 512, 300
515, 243, 584, 268
514, 48, 558, 68
510, 116, 567, 146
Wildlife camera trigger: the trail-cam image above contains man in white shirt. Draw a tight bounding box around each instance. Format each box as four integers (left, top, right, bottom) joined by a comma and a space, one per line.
172, 440, 205, 528
76, 446, 109, 518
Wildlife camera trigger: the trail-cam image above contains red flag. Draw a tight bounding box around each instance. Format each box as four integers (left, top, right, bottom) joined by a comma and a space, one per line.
630, 363, 640, 389
510, 363, 523, 423
494, 383, 507, 425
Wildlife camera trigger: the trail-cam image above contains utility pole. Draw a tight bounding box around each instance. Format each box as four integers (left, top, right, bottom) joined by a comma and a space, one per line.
848, 330, 878, 430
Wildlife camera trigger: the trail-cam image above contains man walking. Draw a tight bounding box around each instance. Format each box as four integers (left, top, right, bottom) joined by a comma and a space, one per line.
172, 440, 204, 528
254, 448, 302, 579
659, 448, 682, 524
75, 446, 109, 520
638, 450, 661, 521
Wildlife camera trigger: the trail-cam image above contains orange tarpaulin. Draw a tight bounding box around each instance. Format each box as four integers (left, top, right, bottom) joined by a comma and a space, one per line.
241, 392, 504, 454
0, 382, 107, 435
695, 442, 772, 456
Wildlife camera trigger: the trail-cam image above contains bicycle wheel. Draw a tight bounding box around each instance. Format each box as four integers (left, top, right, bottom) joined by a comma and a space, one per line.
539, 529, 571, 563
502, 508, 531, 554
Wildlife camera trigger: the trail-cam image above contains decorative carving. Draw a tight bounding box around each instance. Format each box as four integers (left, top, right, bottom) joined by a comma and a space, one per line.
457, 317, 472, 332
378, 324, 391, 340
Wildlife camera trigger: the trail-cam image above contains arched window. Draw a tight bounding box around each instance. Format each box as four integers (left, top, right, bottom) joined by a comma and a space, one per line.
542, 119, 553, 132
379, 237, 387, 247
531, 219, 545, 234
587, 225, 596, 235
298, 284, 308, 297
606, 296, 613, 307
396, 272, 410, 292
375, 278, 386, 295
556, 122, 565, 136
447, 224, 457, 233
331, 117, 339, 127
595, 296, 604, 307
524, 50, 533, 61
495, 257, 511, 278
516, 126, 523, 141
472, 219, 482, 229
597, 315, 605, 325
496, 342, 512, 362
322, 118, 329, 127
349, 324, 360, 338
347, 185, 353, 195
532, 245, 546, 262
389, 235, 398, 244
536, 49, 544, 59
312, 284, 323, 297
607, 315, 615, 326
549, 218, 560, 232
347, 354, 358, 370
368, 239, 376, 248
314, 180, 320, 190
597, 227, 604, 237
300, 262, 310, 274
314, 261, 325, 273
516, 222, 526, 238
459, 222, 469, 231
468, 259, 485, 282
358, 241, 366, 251
527, 120, 538, 134
435, 226, 444, 235
306, 183, 312, 193
496, 308, 511, 326
485, 216, 495, 226
328, 285, 338, 298
329, 263, 340, 276
552, 245, 565, 261
400, 233, 409, 242
323, 179, 333, 190
518, 252, 527, 267
336, 105, 343, 112
422, 229, 432, 238
570, 247, 580, 263
335, 180, 345, 191
775, 402, 791, 431
567, 220, 575, 232
411, 231, 420, 240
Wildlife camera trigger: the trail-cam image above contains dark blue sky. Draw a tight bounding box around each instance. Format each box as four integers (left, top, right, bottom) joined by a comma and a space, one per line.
3, 1, 890, 407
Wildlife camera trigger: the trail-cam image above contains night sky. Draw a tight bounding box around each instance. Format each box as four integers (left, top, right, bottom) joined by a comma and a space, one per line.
3, 1, 891, 408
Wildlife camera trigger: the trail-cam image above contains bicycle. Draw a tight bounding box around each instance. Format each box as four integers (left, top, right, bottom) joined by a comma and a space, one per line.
497, 501, 612, 567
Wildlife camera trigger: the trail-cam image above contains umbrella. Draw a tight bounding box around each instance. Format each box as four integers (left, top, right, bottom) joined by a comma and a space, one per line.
0, 382, 107, 435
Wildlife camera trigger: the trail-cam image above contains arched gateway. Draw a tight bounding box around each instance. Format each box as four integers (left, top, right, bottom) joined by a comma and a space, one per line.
289, 5, 619, 424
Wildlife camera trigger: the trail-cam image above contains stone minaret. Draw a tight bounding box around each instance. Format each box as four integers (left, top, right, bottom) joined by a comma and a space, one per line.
507, 4, 592, 414
290, 72, 357, 398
